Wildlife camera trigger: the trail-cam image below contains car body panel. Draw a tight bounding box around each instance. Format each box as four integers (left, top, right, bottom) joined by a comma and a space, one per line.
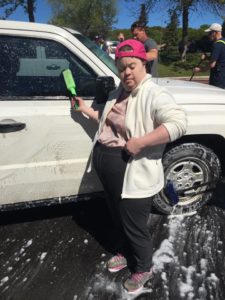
152, 78, 225, 137
153, 78, 225, 104
0, 100, 102, 205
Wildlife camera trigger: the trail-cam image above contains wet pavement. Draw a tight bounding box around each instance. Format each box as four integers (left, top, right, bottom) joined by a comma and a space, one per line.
1, 180, 225, 300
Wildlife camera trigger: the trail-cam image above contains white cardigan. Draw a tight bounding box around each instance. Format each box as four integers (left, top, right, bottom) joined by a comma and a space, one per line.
89, 74, 187, 199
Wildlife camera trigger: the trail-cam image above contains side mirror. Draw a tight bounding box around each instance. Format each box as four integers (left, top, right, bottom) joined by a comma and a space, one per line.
95, 76, 116, 104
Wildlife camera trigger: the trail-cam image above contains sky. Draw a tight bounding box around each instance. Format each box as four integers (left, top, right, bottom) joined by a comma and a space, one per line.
0, 0, 223, 30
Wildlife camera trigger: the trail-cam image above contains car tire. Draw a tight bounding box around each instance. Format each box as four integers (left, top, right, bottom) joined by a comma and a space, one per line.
153, 143, 221, 215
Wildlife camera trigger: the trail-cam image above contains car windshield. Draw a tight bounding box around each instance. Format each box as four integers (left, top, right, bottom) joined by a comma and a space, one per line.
74, 33, 118, 76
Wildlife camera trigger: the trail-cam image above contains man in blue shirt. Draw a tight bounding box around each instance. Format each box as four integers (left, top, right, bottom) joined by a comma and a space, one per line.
194, 23, 225, 89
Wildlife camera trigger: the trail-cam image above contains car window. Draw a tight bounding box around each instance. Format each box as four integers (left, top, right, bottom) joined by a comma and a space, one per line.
0, 36, 97, 98
74, 33, 119, 75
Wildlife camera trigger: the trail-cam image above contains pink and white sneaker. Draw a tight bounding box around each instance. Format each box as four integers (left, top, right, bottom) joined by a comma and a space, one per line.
107, 253, 127, 273
123, 269, 154, 294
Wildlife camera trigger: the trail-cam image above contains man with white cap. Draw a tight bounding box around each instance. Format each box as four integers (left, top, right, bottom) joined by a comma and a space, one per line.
194, 23, 225, 89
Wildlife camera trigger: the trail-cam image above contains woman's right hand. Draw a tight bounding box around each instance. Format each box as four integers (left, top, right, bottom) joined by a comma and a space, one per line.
71, 96, 100, 122
71, 96, 86, 112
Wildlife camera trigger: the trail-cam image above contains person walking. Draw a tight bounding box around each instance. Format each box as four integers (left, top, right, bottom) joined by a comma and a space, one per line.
193, 23, 225, 89
72, 39, 187, 294
130, 21, 158, 77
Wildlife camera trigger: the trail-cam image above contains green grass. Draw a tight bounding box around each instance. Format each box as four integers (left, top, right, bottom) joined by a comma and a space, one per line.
158, 63, 190, 77
158, 51, 210, 77
158, 63, 209, 77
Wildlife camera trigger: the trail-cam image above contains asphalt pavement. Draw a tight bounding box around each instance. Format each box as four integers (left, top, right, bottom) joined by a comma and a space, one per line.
1, 180, 225, 300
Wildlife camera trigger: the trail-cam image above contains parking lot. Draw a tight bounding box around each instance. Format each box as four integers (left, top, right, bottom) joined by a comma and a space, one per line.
1, 179, 225, 300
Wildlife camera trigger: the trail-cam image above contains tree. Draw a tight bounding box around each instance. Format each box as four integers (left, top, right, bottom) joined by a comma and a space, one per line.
0, 0, 36, 22
48, 0, 117, 38
164, 8, 179, 47
138, 4, 148, 26
173, 0, 225, 59
125, 0, 225, 55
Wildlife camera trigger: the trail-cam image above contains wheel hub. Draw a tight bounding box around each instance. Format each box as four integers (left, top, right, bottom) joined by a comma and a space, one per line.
165, 160, 207, 205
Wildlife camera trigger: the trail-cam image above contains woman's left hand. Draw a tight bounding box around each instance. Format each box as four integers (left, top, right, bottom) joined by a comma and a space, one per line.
125, 137, 144, 156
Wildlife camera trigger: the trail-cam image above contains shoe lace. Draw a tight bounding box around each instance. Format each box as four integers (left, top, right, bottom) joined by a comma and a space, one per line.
131, 271, 151, 282
131, 272, 148, 282
113, 253, 124, 262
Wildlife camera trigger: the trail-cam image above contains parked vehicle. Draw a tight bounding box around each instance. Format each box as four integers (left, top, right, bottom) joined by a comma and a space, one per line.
106, 40, 119, 59
0, 20, 225, 215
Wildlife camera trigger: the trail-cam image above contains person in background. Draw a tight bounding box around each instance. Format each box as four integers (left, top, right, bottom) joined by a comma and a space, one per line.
94, 35, 109, 52
193, 23, 225, 89
117, 32, 125, 43
131, 21, 158, 77
72, 39, 187, 294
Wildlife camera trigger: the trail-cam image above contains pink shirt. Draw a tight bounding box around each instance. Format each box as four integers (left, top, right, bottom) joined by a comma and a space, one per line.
98, 92, 129, 147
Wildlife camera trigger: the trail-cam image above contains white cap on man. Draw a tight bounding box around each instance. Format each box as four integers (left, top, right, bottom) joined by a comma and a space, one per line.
204, 23, 222, 32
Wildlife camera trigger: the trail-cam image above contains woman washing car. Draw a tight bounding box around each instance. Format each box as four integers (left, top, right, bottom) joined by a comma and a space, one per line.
72, 39, 187, 294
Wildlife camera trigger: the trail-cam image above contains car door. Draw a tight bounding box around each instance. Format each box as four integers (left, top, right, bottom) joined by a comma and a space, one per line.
0, 35, 103, 206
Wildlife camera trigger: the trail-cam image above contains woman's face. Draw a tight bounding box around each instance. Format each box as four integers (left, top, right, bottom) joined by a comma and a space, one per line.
116, 57, 146, 91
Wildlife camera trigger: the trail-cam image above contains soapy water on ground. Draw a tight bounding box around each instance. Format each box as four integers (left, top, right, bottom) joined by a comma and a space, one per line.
0, 197, 225, 300
82, 211, 223, 300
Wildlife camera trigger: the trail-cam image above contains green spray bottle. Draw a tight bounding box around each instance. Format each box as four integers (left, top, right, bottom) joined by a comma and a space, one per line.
63, 69, 79, 109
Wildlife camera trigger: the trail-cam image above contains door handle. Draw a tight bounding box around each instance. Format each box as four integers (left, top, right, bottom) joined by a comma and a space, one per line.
0, 119, 26, 133
46, 64, 60, 70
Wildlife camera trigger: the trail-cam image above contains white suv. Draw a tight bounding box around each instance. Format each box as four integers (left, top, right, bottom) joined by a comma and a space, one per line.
0, 20, 225, 215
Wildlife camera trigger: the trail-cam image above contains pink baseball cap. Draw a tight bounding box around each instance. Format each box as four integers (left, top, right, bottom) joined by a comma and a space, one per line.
115, 39, 147, 61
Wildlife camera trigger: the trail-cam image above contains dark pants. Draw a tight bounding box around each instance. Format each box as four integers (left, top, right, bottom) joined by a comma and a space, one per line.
93, 142, 153, 272
210, 67, 225, 89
